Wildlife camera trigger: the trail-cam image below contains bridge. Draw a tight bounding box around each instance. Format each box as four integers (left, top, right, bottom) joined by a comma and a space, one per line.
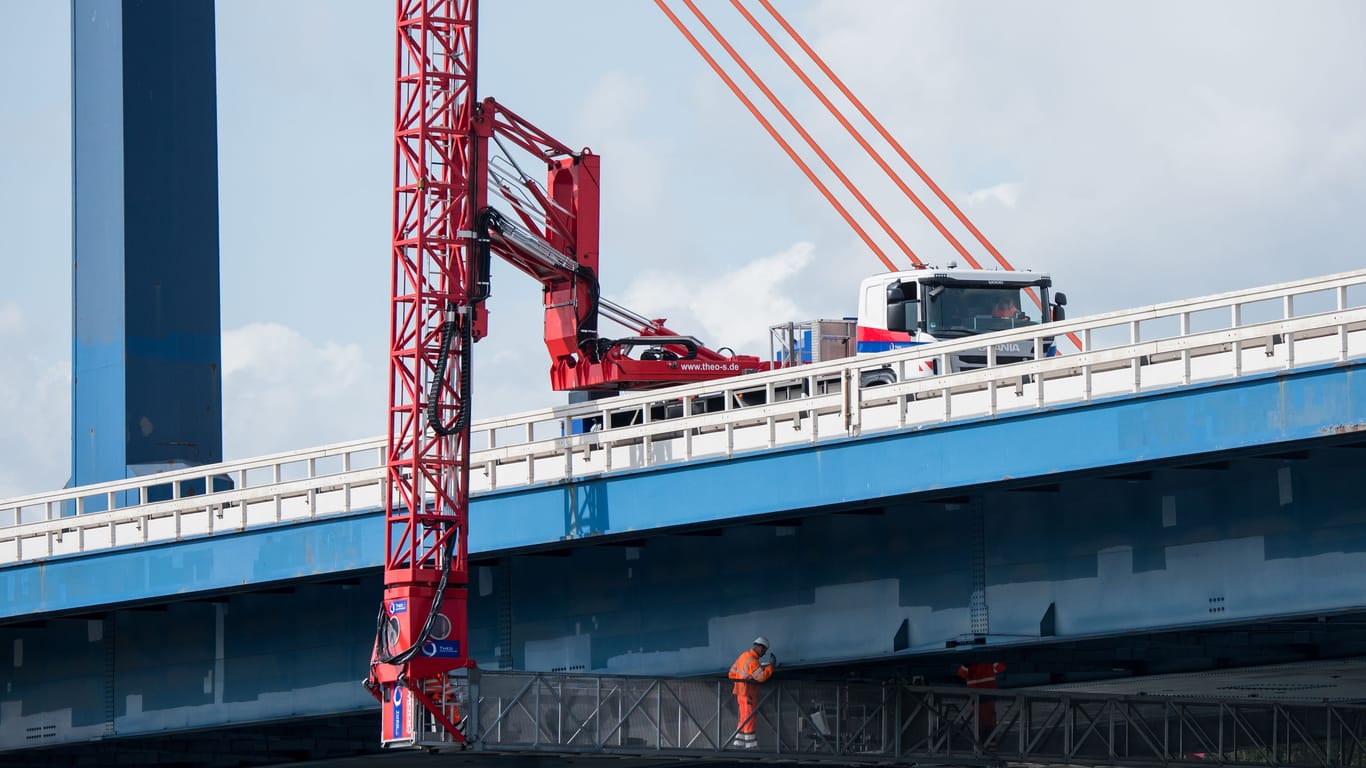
5, 269, 1366, 766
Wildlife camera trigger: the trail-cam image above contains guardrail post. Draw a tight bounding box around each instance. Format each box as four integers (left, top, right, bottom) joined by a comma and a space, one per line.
1034, 335, 1046, 409
841, 367, 853, 434
1232, 303, 1244, 376
272, 462, 282, 522
684, 396, 698, 458
342, 451, 353, 511
809, 375, 821, 443
987, 345, 998, 415
1180, 312, 1192, 384
525, 423, 536, 483
1129, 320, 1142, 393
562, 415, 573, 479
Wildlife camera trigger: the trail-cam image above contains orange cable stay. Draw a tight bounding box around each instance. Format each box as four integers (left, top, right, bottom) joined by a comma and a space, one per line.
655, 0, 903, 271
732, 0, 979, 270
755, 0, 1081, 349
755, 0, 1011, 271
678, 0, 921, 269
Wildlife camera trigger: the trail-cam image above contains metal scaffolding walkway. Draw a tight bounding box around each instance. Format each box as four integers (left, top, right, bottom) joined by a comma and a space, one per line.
404, 670, 1366, 767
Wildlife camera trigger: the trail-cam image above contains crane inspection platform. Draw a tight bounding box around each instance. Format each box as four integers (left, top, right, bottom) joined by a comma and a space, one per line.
408, 669, 1366, 768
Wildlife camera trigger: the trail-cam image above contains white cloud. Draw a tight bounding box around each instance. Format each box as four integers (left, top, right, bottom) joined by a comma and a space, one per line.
618, 241, 816, 353
0, 356, 69, 499
966, 183, 1021, 209
0, 303, 21, 335
578, 70, 665, 221
221, 323, 382, 459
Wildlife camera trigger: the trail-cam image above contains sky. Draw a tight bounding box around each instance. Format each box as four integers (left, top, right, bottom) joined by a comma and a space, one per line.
3, 1, 1366, 499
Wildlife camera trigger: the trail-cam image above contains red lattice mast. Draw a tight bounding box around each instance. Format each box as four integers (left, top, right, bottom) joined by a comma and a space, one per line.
368, 0, 481, 746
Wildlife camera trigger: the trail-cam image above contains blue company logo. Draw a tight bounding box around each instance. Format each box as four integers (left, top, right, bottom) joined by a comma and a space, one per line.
420, 640, 462, 658
388, 599, 408, 615
391, 686, 404, 740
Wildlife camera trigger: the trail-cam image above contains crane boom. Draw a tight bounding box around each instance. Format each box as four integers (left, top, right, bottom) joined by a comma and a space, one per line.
367, 0, 479, 747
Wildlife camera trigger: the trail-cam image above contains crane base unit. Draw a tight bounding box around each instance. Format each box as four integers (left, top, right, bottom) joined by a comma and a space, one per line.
380, 669, 472, 749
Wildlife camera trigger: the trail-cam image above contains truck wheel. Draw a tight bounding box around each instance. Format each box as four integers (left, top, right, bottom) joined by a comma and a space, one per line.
860, 368, 897, 388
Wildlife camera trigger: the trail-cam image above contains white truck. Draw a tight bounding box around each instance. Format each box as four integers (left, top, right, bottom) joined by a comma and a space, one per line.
575, 266, 1068, 428
770, 266, 1068, 387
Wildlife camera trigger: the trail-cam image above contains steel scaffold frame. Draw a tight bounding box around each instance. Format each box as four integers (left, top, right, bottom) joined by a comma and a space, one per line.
411, 670, 1366, 767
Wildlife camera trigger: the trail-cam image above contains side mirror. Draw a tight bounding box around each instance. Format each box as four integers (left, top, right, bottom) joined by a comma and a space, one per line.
887, 304, 904, 332
886, 300, 919, 332
887, 301, 905, 332
1052, 304, 1066, 322
1053, 291, 1068, 307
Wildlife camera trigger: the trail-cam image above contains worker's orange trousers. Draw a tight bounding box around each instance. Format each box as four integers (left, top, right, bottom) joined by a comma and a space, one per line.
736, 692, 757, 734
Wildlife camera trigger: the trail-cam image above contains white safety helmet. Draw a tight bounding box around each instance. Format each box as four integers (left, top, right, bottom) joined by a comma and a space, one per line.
752, 636, 770, 649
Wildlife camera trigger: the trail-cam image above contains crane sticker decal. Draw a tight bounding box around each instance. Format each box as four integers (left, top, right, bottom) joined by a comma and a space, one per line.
678, 361, 743, 373
421, 640, 462, 659
391, 686, 404, 741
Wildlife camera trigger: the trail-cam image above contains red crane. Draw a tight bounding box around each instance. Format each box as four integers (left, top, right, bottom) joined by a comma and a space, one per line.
367, 1, 1074, 747
365, 0, 480, 747
366, 0, 764, 747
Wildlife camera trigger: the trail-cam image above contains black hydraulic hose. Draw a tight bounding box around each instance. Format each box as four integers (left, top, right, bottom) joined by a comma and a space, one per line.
576, 265, 603, 363
426, 210, 496, 439
473, 209, 495, 304
426, 315, 473, 438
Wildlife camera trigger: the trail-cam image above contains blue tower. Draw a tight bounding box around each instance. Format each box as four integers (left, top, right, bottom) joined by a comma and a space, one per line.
71, 0, 223, 492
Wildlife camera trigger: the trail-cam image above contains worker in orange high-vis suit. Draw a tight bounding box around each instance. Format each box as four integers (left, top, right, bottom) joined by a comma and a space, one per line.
958, 661, 1006, 742
728, 636, 775, 748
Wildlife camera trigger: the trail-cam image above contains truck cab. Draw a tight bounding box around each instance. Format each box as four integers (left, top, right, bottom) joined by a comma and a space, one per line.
772, 267, 1067, 385
860, 267, 1065, 374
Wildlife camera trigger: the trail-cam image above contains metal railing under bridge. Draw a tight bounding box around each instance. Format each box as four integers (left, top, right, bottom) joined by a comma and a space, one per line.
415, 670, 1366, 767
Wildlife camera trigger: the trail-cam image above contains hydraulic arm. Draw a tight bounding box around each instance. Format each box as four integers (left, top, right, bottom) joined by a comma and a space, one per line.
474, 98, 767, 391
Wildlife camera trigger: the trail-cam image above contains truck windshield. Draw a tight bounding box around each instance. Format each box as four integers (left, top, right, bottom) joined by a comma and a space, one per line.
925, 284, 1045, 338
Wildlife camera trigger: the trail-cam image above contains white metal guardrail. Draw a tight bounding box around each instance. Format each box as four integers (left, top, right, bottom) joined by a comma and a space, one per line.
4, 269, 1366, 565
